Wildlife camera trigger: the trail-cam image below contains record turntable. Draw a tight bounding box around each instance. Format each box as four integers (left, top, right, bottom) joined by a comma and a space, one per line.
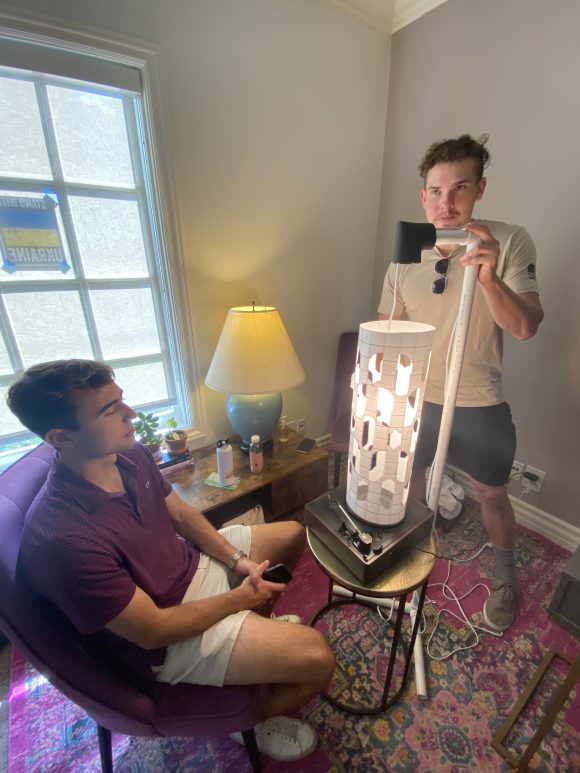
305, 486, 434, 584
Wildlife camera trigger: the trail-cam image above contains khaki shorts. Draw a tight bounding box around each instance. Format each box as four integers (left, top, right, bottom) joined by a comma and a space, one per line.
152, 524, 252, 687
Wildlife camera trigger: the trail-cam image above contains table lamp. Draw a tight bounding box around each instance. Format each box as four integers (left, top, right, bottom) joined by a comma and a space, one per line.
206, 304, 305, 452
346, 319, 435, 526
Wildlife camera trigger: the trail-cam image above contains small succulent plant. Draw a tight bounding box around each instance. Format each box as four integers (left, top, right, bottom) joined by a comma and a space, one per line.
165, 416, 185, 440
134, 412, 160, 444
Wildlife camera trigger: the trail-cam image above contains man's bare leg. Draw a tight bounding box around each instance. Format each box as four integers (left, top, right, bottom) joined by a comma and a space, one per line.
470, 480, 515, 550
224, 613, 335, 717
470, 479, 517, 631
249, 520, 306, 571
247, 521, 306, 618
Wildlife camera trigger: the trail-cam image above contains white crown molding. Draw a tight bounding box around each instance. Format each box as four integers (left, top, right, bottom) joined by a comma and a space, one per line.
393, 0, 448, 32
327, 0, 394, 32
327, 0, 449, 33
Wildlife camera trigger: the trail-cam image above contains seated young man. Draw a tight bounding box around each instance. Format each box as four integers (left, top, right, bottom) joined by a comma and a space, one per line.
8, 360, 334, 763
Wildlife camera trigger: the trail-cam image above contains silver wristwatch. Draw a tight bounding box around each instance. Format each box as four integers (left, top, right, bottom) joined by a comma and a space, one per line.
226, 549, 248, 570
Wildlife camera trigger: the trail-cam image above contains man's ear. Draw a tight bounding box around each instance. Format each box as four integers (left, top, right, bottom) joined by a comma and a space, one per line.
45, 427, 78, 451
476, 176, 487, 200
420, 188, 427, 208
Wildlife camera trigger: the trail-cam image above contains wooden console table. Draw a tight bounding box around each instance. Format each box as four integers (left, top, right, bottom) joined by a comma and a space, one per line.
167, 428, 329, 523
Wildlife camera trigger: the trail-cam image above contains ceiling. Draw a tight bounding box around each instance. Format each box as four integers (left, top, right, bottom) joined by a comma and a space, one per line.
327, 0, 449, 33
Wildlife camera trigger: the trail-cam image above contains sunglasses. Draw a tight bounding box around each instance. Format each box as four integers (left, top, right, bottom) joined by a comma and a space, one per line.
432, 258, 449, 295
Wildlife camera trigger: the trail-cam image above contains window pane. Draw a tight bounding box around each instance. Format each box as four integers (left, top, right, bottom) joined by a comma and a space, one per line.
0, 76, 52, 179
0, 385, 25, 436
114, 361, 169, 407
4, 291, 93, 365
70, 196, 149, 278
0, 334, 13, 376
0, 189, 74, 283
47, 86, 134, 187
90, 288, 161, 359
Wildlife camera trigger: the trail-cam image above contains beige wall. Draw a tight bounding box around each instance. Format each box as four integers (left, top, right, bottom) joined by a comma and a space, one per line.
372, 0, 580, 526
7, 0, 389, 441
10, 0, 575, 527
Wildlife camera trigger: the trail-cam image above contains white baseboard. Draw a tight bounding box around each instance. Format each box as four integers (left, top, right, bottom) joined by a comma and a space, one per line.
315, 435, 580, 554
447, 464, 580, 553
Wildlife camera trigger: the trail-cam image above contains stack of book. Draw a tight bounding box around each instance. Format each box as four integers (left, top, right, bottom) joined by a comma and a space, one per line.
156, 449, 194, 476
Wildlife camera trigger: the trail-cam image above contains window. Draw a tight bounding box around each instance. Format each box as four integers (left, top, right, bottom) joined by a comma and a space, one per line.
0, 26, 196, 457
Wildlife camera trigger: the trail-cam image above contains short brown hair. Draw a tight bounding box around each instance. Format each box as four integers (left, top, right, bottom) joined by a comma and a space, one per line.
419, 134, 490, 184
7, 359, 115, 438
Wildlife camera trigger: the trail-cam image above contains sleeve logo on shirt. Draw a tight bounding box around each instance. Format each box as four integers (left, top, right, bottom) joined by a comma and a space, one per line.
527, 263, 536, 280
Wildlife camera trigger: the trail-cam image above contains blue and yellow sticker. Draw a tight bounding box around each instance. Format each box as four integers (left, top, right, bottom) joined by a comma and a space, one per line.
0, 194, 70, 273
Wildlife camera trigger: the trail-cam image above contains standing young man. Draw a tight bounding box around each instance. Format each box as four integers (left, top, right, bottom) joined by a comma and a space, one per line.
8, 360, 334, 762
378, 135, 544, 631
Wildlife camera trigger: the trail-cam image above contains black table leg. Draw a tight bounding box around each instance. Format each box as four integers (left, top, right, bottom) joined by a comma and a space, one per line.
310, 580, 429, 715
377, 591, 408, 711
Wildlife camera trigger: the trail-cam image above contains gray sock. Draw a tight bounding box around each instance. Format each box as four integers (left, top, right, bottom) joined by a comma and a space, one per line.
492, 544, 516, 585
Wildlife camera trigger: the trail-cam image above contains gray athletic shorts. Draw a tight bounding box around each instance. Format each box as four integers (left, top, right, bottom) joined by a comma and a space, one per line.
414, 401, 517, 486
152, 524, 252, 687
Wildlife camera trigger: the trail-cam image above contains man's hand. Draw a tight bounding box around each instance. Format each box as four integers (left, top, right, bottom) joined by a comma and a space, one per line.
235, 559, 286, 609
460, 220, 543, 340
233, 554, 260, 581
461, 221, 501, 287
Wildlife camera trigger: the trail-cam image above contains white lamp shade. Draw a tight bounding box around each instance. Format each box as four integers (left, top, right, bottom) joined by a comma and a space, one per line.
206, 306, 305, 394
346, 320, 435, 526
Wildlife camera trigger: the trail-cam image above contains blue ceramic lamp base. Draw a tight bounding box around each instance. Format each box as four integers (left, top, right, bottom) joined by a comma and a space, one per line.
225, 392, 283, 453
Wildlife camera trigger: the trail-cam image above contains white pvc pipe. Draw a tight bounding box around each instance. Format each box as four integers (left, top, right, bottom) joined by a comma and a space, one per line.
427, 232, 480, 514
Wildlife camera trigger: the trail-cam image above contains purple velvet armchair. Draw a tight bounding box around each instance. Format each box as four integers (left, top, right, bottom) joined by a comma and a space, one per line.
0, 443, 265, 772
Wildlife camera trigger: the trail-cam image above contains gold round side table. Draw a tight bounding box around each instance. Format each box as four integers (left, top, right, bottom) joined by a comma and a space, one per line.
307, 526, 436, 714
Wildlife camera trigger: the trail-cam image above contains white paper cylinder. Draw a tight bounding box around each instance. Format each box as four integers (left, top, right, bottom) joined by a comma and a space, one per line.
346, 320, 435, 526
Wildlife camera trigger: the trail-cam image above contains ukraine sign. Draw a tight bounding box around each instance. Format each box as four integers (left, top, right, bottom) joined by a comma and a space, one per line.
0, 194, 70, 273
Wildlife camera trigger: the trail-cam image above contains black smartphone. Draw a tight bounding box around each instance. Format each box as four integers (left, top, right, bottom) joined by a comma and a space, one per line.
297, 437, 316, 454
262, 563, 293, 583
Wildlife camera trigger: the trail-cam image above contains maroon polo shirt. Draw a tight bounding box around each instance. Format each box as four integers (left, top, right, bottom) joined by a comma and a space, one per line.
18, 442, 200, 677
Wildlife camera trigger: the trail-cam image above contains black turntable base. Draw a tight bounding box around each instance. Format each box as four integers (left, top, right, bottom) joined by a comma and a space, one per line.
305, 486, 434, 584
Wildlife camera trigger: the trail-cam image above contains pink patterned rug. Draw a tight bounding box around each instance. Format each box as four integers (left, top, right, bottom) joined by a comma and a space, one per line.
8, 502, 580, 772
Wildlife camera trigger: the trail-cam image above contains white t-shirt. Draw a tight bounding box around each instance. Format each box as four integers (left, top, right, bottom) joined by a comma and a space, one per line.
377, 220, 539, 406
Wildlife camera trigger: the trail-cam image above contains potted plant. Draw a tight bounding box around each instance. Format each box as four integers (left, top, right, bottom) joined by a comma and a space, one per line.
164, 417, 188, 455
134, 411, 161, 456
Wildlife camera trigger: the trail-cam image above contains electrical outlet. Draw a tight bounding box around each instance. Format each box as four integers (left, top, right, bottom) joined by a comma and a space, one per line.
522, 466, 545, 494
296, 418, 305, 435
511, 460, 525, 479
286, 419, 296, 432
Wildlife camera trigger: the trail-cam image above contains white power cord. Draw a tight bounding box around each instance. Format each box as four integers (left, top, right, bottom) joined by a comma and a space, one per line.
372, 541, 503, 660
387, 263, 401, 329
422, 542, 504, 661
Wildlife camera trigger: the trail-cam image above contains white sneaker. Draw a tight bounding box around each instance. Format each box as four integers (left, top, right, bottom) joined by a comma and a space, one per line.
231, 716, 317, 761
270, 612, 303, 624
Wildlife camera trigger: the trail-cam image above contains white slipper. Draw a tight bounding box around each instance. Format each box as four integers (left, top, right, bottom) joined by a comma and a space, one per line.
231, 716, 317, 761
270, 613, 303, 624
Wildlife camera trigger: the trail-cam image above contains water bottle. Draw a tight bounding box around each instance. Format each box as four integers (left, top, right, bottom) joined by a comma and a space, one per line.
278, 415, 288, 443
216, 438, 234, 486
249, 434, 264, 473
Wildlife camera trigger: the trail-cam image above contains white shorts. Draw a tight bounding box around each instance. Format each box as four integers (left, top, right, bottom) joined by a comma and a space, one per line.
152, 524, 252, 687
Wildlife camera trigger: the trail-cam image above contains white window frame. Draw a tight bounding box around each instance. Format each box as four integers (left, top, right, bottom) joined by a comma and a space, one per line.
0, 10, 203, 459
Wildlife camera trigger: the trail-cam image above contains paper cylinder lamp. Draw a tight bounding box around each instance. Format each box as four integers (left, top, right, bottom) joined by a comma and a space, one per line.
346, 320, 435, 526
